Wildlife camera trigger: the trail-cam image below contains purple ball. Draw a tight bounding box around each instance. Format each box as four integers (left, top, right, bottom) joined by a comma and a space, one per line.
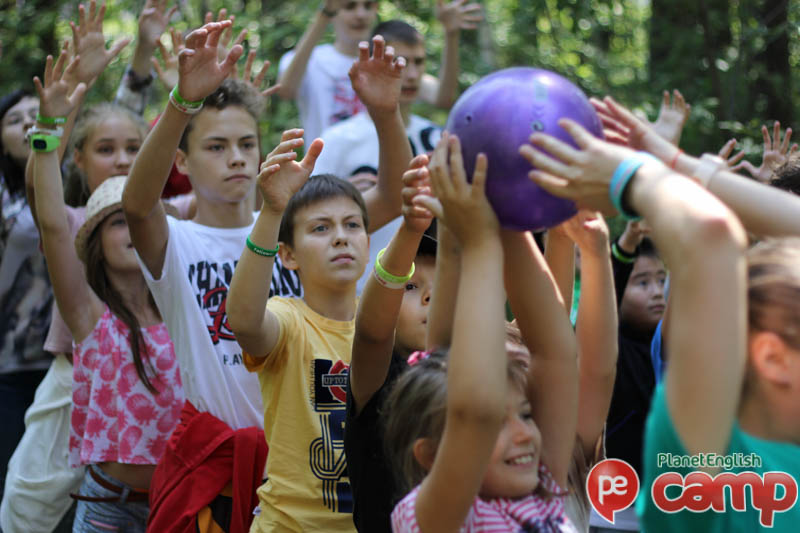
446, 67, 603, 231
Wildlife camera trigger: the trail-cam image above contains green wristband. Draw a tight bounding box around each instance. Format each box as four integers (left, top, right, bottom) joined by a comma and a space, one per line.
374, 248, 415, 289
611, 242, 637, 264
170, 86, 204, 108
246, 235, 280, 258
36, 113, 67, 126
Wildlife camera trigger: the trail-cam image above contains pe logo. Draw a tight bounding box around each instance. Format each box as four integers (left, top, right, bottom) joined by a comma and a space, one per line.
587, 458, 640, 524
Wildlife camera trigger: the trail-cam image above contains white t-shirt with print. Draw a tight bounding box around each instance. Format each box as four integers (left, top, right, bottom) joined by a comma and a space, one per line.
137, 216, 302, 429
279, 44, 366, 147
314, 111, 442, 292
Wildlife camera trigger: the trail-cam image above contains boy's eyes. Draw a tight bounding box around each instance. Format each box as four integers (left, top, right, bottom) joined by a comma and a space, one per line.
312, 225, 327, 232
346, 221, 362, 229
206, 144, 224, 152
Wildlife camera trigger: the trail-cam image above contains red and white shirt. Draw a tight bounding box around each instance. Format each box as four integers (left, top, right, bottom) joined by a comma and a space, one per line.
391, 464, 578, 533
69, 306, 183, 467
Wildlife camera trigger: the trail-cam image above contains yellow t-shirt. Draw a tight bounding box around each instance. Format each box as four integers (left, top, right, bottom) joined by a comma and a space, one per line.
244, 297, 356, 533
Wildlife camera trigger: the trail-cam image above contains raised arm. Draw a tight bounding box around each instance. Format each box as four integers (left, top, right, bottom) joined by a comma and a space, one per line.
349, 36, 411, 232
425, 222, 459, 350
122, 21, 242, 277
543, 224, 575, 317
600, 96, 800, 237
522, 118, 748, 459
419, 0, 482, 109
227, 131, 323, 360
565, 212, 617, 459
413, 134, 506, 533
350, 154, 432, 412
31, 52, 101, 341
275, 2, 339, 100
500, 228, 578, 489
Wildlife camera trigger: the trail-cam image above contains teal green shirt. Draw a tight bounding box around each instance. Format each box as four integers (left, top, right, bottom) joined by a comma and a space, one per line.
637, 383, 800, 532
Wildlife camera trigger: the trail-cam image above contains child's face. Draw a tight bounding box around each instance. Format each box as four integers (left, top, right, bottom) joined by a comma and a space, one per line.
75, 114, 142, 192
620, 255, 667, 334
395, 255, 435, 356
480, 386, 542, 499
388, 40, 426, 106
1, 96, 37, 166
177, 106, 259, 205
284, 196, 369, 289
100, 210, 139, 272
333, 1, 378, 45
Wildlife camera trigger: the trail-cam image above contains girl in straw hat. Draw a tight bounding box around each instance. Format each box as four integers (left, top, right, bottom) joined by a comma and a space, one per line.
30, 49, 183, 533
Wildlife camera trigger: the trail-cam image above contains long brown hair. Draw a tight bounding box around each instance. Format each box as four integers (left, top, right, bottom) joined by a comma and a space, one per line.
84, 215, 160, 393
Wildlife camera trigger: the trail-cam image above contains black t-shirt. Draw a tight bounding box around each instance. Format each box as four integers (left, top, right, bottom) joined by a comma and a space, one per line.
344, 353, 408, 533
605, 325, 656, 478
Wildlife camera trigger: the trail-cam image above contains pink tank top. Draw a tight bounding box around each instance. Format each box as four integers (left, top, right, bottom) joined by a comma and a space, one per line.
69, 306, 184, 467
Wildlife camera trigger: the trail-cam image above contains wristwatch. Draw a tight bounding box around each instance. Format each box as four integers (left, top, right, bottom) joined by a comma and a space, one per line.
30, 133, 61, 153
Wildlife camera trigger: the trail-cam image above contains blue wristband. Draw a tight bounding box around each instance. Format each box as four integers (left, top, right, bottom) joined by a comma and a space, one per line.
609, 152, 660, 220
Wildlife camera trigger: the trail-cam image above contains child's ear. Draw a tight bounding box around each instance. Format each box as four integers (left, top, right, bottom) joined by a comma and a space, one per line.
278, 241, 299, 271
175, 148, 189, 176
412, 437, 436, 473
748, 331, 793, 386
73, 148, 84, 172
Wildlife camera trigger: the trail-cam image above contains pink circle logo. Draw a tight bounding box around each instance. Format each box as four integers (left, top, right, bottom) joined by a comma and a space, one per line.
586, 458, 640, 524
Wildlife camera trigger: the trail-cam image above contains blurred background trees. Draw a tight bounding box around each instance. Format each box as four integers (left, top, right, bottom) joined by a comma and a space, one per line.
1, 0, 797, 162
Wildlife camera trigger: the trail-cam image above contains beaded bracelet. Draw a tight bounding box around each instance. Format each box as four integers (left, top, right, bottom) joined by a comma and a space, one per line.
373, 248, 415, 290
246, 236, 280, 258
36, 113, 66, 126
169, 86, 204, 115
609, 152, 660, 221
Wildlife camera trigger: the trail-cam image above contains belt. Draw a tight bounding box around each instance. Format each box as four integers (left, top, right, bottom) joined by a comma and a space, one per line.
71, 466, 150, 503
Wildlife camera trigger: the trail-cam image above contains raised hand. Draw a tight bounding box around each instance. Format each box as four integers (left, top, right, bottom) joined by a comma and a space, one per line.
204, 8, 247, 62
435, 0, 483, 33
414, 133, 497, 247
152, 27, 183, 90
735, 122, 798, 183
68, 0, 131, 87
348, 35, 405, 116
400, 154, 434, 233
559, 210, 610, 258
590, 97, 630, 147
176, 20, 243, 102
138, 0, 177, 49
650, 90, 691, 146
232, 50, 281, 98
617, 219, 650, 253
520, 118, 643, 214
595, 96, 677, 162
33, 51, 87, 120
257, 129, 324, 214
717, 138, 746, 168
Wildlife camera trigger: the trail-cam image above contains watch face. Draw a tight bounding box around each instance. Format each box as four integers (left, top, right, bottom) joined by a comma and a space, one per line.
32, 138, 47, 150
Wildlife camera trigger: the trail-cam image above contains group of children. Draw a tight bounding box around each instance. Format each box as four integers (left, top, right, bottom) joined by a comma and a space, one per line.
1, 1, 800, 533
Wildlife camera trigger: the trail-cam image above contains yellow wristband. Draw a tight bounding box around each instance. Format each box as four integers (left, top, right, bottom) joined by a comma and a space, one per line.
373, 248, 415, 290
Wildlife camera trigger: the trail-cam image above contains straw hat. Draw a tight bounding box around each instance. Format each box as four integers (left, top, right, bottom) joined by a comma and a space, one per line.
74, 176, 128, 263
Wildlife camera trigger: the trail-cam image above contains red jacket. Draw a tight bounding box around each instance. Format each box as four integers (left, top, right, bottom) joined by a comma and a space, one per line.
147, 401, 268, 533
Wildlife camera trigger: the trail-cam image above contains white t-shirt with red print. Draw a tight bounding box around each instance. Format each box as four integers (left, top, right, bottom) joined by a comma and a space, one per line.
69, 306, 184, 467
137, 216, 302, 430
279, 44, 366, 147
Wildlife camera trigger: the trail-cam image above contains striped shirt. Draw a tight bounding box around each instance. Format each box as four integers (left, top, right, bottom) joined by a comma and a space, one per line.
391, 464, 578, 532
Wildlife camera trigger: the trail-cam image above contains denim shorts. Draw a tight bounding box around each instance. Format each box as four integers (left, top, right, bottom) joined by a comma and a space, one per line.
72, 465, 150, 533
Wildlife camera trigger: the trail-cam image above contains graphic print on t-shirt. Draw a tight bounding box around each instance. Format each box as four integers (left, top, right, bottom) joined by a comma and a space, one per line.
309, 358, 352, 514
331, 77, 365, 125
187, 257, 302, 353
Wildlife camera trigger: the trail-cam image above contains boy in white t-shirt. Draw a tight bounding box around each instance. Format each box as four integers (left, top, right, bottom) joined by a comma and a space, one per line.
121, 21, 408, 531
276, 0, 481, 144
314, 20, 446, 292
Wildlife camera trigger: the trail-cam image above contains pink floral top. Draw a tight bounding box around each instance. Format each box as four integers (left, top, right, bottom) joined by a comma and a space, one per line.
69, 306, 184, 467
391, 464, 578, 533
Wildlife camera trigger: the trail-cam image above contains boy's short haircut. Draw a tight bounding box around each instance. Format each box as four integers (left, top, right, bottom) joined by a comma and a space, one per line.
178, 78, 265, 152
771, 153, 800, 196
279, 174, 369, 247
639, 237, 658, 258
370, 20, 423, 49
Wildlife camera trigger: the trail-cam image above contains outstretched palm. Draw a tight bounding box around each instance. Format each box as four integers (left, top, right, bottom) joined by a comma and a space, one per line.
349, 36, 404, 115
69, 0, 130, 87
34, 51, 86, 119
258, 130, 323, 214
177, 21, 242, 102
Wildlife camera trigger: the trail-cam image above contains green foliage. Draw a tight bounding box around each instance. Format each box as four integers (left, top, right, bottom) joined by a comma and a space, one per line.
2, 0, 798, 169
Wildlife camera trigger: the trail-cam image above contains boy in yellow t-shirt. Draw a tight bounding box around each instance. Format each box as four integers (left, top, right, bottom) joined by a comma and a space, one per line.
226, 36, 412, 532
